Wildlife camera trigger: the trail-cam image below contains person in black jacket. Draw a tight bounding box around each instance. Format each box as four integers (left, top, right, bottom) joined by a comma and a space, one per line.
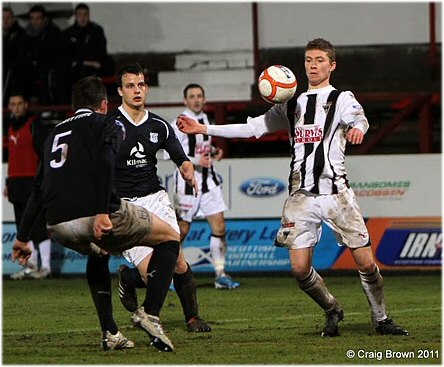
12, 76, 197, 352
22, 5, 64, 104
2, 7, 25, 106
63, 3, 110, 84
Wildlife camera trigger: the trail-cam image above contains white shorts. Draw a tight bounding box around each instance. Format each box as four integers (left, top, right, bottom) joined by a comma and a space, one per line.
122, 190, 180, 266
175, 185, 227, 223
275, 187, 369, 250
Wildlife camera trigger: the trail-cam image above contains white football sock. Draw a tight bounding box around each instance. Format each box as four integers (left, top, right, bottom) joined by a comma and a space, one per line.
210, 235, 226, 277
27, 241, 38, 269
359, 266, 387, 324
38, 239, 52, 272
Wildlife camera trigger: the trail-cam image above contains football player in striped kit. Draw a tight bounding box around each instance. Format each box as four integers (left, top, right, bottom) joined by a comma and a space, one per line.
171, 83, 240, 290
177, 39, 408, 337
110, 64, 212, 333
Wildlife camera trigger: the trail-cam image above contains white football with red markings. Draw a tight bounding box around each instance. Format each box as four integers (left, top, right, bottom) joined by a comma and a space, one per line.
258, 65, 297, 103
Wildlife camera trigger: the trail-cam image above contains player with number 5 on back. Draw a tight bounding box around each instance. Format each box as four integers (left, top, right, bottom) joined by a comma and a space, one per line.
12, 76, 192, 352
177, 38, 409, 337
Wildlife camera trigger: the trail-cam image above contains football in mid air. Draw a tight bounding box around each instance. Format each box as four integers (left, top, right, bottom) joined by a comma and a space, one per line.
258, 65, 297, 103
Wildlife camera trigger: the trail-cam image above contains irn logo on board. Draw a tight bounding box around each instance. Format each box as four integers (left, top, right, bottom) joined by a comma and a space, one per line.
399, 232, 441, 261
239, 177, 285, 198
376, 229, 442, 266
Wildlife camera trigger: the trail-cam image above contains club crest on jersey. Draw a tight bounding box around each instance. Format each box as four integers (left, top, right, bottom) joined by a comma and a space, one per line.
150, 132, 158, 143
322, 101, 332, 115
294, 124, 323, 143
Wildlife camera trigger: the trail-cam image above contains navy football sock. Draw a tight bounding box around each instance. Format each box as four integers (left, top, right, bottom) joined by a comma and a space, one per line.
121, 266, 146, 288
86, 255, 118, 334
142, 241, 179, 316
173, 263, 199, 322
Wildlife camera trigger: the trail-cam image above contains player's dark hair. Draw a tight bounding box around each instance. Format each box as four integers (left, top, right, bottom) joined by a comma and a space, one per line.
71, 76, 107, 111
75, 3, 89, 12
306, 38, 336, 62
117, 63, 145, 88
183, 83, 205, 98
28, 4, 47, 17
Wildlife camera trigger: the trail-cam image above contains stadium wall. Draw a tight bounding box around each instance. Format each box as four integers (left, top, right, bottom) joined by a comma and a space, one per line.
2, 154, 441, 275
10, 3, 441, 52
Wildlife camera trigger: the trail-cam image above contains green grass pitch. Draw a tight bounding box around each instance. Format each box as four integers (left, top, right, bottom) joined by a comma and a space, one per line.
2, 272, 441, 364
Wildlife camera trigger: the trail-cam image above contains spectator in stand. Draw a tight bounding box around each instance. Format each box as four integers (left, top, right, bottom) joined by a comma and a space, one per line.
2, 7, 25, 107
63, 3, 111, 85
4, 94, 53, 280
22, 5, 64, 104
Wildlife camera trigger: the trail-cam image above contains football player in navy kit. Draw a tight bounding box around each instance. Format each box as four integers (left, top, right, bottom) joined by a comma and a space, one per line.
177, 38, 409, 337
171, 83, 240, 290
12, 76, 186, 352
109, 64, 211, 333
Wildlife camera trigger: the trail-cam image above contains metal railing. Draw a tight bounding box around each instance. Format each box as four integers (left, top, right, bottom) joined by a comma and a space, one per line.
4, 92, 440, 156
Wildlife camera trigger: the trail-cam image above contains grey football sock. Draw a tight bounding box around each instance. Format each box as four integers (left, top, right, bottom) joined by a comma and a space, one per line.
297, 267, 340, 312
359, 265, 387, 324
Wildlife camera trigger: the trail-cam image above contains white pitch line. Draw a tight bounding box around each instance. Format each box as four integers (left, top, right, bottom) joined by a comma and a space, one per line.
217, 306, 441, 324
3, 306, 440, 336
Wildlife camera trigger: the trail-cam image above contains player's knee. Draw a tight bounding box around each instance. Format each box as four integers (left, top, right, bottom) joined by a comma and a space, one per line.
291, 263, 311, 280
357, 261, 377, 275
209, 216, 226, 235
156, 225, 180, 243
211, 222, 226, 236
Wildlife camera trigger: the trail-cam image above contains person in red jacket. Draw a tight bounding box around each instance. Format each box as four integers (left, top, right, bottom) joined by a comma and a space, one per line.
4, 94, 52, 279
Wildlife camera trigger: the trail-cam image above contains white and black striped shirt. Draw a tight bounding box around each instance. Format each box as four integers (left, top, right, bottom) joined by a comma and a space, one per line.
207, 85, 369, 195
172, 108, 220, 195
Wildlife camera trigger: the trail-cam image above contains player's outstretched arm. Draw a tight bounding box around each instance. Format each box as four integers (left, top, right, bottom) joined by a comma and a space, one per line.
178, 113, 261, 139
179, 160, 199, 197
176, 115, 207, 135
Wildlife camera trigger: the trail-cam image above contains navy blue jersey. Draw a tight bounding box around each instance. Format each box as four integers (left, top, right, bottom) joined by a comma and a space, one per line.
17, 109, 124, 241
109, 107, 189, 198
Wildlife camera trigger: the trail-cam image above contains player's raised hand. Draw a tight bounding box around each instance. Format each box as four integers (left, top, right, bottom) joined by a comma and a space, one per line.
180, 161, 199, 197
176, 114, 207, 135
346, 127, 364, 145
93, 214, 113, 240
12, 240, 32, 265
